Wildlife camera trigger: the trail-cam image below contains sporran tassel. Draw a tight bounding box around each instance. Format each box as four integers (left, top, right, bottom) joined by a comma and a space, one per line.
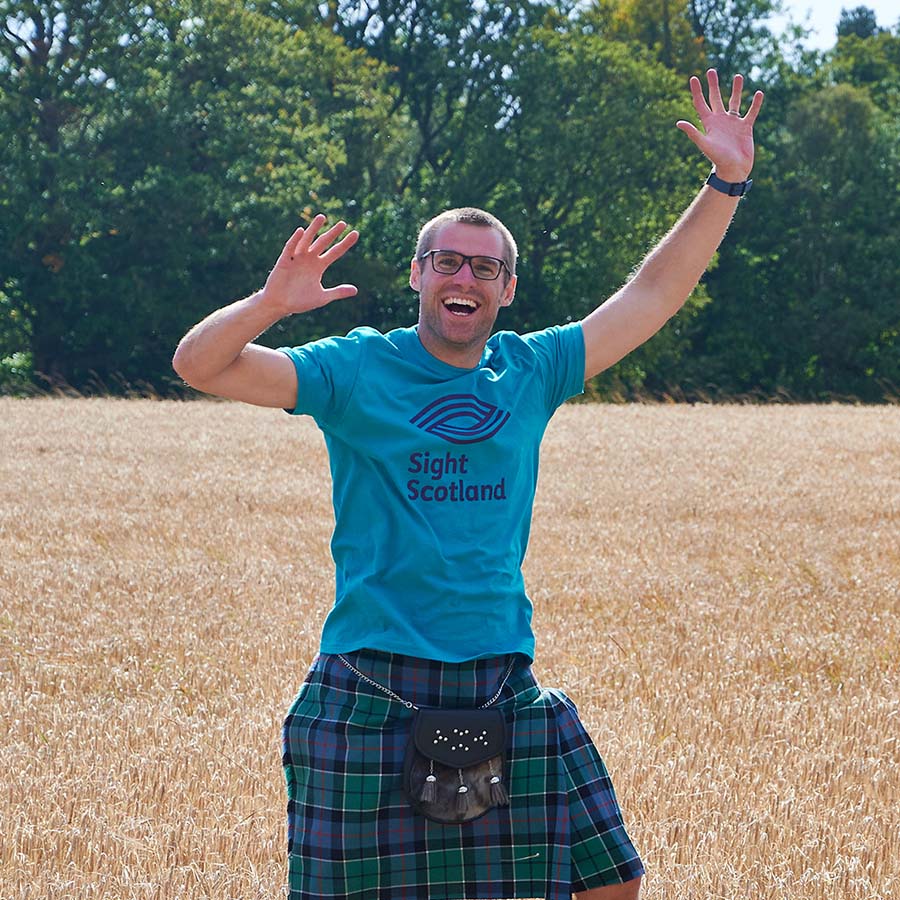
489, 774, 509, 806
456, 777, 469, 814
419, 772, 437, 803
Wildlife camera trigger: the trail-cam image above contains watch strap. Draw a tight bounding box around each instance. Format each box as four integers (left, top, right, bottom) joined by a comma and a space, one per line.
706, 170, 753, 197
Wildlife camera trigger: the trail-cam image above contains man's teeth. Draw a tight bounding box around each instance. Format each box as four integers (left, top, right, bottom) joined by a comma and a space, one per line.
443, 297, 477, 309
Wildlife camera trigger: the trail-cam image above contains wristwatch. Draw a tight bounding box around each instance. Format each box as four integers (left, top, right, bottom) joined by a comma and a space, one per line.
706, 169, 753, 197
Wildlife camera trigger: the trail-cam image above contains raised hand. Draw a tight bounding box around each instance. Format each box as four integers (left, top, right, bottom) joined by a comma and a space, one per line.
262, 214, 359, 315
676, 69, 764, 183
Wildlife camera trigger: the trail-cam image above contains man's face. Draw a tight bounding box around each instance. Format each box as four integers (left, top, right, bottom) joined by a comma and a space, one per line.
410, 222, 517, 367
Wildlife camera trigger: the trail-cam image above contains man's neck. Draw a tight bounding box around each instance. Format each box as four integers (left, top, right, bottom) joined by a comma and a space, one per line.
415, 325, 486, 369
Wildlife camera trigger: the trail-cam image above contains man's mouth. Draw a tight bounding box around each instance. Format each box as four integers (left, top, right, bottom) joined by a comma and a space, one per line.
442, 297, 479, 317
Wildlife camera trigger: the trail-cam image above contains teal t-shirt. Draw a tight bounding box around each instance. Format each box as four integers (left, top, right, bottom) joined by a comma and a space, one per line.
279, 323, 585, 662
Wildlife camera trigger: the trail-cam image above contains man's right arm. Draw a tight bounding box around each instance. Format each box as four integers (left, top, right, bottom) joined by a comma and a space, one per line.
172, 290, 300, 408
171, 215, 359, 408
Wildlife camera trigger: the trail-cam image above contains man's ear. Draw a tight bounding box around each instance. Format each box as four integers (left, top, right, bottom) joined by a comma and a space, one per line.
409, 257, 421, 291
499, 274, 517, 307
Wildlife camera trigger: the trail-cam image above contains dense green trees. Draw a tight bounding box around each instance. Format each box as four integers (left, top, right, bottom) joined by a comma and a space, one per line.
1, 0, 897, 399
670, 22, 900, 400
1, 1, 405, 389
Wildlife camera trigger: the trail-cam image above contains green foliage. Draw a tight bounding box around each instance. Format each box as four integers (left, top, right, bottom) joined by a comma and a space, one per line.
577, 0, 706, 75
0, 0, 404, 389
324, 1, 558, 192
1, 0, 897, 400
683, 0, 786, 74
677, 80, 900, 400
582, 0, 786, 77
829, 28, 900, 106
0, 283, 33, 392
837, 6, 882, 40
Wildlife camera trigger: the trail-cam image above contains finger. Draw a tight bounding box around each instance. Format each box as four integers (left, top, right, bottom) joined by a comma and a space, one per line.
322, 284, 358, 303
744, 90, 765, 126
279, 226, 305, 262
320, 229, 360, 266
676, 120, 706, 150
309, 220, 350, 256
689, 75, 711, 119
706, 68, 726, 114
296, 213, 327, 252
728, 74, 743, 113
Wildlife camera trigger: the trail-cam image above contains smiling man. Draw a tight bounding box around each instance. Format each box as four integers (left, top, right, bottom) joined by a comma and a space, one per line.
173, 70, 762, 900
411, 212, 518, 367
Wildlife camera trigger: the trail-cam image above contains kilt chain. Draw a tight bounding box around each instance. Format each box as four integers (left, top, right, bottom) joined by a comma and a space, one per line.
336, 654, 517, 710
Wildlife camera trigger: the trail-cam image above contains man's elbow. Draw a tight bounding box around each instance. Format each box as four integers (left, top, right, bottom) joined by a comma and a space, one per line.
171, 344, 190, 380
171, 344, 205, 390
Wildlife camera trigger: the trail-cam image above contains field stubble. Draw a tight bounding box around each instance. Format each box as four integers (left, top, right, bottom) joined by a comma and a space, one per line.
1, 398, 898, 899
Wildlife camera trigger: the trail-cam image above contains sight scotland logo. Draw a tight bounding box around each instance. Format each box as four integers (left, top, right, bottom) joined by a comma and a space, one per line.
410, 394, 511, 444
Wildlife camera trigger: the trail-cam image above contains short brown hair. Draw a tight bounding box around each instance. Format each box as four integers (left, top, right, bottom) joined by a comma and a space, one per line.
415, 207, 518, 277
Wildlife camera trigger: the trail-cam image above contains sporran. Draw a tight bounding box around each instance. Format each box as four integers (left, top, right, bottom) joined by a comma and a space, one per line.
338, 654, 515, 824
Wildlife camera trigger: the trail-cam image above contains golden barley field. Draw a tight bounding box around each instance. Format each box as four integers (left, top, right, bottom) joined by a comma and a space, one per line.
2, 397, 898, 900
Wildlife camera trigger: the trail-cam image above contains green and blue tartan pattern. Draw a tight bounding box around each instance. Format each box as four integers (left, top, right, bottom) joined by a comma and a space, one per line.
281, 649, 643, 900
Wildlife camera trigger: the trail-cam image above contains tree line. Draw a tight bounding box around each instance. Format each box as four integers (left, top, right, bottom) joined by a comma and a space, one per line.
1, 1, 898, 401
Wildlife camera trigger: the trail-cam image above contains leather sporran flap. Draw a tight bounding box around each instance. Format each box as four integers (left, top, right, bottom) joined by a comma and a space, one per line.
403, 707, 509, 825
413, 707, 506, 766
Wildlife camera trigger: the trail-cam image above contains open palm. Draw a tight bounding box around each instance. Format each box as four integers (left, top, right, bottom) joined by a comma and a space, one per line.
676, 69, 764, 183
263, 214, 359, 315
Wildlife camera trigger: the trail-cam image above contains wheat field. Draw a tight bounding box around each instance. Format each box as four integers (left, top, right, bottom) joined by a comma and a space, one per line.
1, 397, 898, 899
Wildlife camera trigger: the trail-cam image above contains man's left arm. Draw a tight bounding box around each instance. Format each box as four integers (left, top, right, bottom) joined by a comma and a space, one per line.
581, 69, 764, 380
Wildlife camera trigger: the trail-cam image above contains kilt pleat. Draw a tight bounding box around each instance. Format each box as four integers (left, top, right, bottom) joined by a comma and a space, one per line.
281, 649, 643, 900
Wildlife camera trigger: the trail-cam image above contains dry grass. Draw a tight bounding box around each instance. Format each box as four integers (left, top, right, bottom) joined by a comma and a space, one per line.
1, 398, 898, 899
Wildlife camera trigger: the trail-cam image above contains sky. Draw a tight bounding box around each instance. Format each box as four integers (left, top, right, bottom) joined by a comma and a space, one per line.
768, 1, 900, 51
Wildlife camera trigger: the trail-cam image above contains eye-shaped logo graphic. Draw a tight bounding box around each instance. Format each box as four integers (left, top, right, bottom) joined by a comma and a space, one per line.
410, 394, 510, 444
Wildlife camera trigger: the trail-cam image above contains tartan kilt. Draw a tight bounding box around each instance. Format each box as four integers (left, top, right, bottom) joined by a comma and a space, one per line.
281, 649, 643, 900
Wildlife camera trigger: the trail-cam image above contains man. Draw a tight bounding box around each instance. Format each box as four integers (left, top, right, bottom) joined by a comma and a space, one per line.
173, 70, 763, 900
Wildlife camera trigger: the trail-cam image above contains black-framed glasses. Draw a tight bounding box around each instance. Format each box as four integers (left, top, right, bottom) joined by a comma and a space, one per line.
419, 249, 510, 281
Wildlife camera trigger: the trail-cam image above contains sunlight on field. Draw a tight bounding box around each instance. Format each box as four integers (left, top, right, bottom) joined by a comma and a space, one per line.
1, 398, 898, 899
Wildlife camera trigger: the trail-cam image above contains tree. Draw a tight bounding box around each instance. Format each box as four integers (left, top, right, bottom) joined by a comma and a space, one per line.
0, 0, 403, 391
679, 81, 899, 400
686, 0, 785, 73
1, 0, 144, 387
581, 0, 706, 73
582, 0, 785, 76
829, 27, 900, 106
319, 1, 561, 193
836, 6, 882, 40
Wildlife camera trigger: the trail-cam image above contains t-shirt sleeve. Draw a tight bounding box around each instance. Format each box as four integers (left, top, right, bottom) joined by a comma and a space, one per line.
277, 329, 366, 425
520, 322, 586, 413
